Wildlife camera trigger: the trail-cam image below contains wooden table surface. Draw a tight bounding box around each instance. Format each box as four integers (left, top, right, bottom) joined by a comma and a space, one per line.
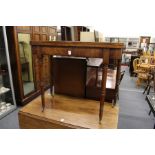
19, 93, 119, 129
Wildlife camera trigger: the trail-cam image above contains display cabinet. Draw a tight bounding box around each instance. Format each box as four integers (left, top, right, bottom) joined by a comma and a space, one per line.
6, 26, 57, 105
0, 26, 16, 119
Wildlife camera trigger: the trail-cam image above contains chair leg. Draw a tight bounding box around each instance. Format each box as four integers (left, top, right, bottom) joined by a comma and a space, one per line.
112, 98, 117, 107
117, 92, 119, 100
136, 78, 141, 87
112, 100, 114, 108
148, 109, 152, 115
147, 86, 151, 95
143, 84, 149, 94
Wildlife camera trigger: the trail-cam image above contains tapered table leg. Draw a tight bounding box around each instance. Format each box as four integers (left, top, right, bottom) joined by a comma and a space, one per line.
99, 50, 109, 123
40, 83, 45, 112
49, 56, 55, 106
38, 54, 45, 111
99, 64, 108, 123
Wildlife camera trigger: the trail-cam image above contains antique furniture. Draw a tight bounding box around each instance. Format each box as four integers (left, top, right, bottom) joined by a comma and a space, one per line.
61, 26, 72, 41
53, 57, 86, 98
129, 55, 140, 76
6, 26, 57, 105
86, 58, 103, 88
143, 68, 155, 95
52, 57, 119, 103
31, 41, 123, 122
133, 58, 142, 75
0, 26, 16, 119
135, 55, 155, 86
137, 63, 155, 71
86, 58, 118, 103
86, 67, 117, 103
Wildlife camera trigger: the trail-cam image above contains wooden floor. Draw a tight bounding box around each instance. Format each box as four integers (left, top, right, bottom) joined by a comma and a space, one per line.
19, 93, 119, 129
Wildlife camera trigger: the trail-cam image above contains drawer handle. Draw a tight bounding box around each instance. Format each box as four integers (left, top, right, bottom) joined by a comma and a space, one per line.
68, 50, 71, 55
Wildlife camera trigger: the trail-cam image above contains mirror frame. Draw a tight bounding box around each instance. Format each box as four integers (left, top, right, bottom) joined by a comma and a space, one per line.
17, 33, 35, 96
15, 27, 39, 104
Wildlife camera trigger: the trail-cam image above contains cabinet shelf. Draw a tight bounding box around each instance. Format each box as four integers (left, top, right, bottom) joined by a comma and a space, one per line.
0, 69, 8, 76
0, 105, 16, 118
0, 87, 10, 95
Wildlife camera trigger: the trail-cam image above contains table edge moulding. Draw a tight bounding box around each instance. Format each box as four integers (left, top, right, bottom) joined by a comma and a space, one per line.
30, 41, 124, 123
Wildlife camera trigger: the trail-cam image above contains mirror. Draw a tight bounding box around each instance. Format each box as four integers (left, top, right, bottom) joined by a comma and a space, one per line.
18, 33, 35, 96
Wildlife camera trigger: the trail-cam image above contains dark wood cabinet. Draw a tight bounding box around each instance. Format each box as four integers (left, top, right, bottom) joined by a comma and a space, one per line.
6, 26, 57, 105
61, 26, 72, 41
53, 57, 87, 97
52, 57, 120, 103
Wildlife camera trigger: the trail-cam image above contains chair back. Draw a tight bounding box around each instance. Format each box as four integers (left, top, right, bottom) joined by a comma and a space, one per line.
140, 55, 151, 64
133, 58, 140, 72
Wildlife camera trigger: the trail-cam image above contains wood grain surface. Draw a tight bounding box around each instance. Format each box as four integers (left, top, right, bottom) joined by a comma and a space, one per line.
19, 93, 119, 129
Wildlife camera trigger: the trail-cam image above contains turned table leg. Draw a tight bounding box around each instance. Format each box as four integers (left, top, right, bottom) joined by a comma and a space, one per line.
99, 50, 109, 123
99, 64, 108, 123
49, 56, 53, 95
38, 54, 45, 112
50, 56, 55, 105
40, 83, 45, 112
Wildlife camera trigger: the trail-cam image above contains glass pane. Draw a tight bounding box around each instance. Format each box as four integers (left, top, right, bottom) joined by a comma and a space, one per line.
17, 33, 35, 96
0, 26, 16, 118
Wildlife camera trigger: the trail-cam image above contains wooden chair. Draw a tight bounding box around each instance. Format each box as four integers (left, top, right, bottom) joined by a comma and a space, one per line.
133, 58, 149, 86
133, 58, 144, 75
137, 72, 149, 86
143, 68, 155, 95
